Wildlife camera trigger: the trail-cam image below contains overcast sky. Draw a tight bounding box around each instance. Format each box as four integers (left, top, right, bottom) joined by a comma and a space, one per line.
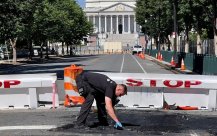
76, 0, 85, 7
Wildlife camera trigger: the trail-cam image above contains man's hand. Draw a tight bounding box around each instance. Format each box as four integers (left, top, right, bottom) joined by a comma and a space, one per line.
114, 122, 123, 130
105, 96, 119, 122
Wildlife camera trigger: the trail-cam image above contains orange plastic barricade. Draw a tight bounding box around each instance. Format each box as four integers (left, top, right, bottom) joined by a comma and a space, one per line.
64, 64, 85, 107
177, 106, 198, 110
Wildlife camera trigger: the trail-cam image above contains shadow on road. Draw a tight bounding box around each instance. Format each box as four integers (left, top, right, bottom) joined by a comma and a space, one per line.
0, 55, 116, 79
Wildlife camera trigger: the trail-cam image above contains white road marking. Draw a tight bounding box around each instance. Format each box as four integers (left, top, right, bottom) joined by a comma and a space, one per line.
190, 130, 198, 136
131, 55, 147, 74
0, 125, 57, 130
120, 54, 125, 73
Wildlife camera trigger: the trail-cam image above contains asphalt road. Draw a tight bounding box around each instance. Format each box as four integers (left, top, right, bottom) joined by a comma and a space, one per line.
0, 54, 173, 79
0, 54, 217, 136
0, 108, 217, 136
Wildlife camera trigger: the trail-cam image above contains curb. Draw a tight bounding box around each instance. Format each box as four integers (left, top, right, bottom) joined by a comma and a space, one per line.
145, 55, 195, 74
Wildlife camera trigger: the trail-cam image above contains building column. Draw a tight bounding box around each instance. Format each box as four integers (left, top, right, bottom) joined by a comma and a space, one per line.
93, 15, 95, 26
128, 15, 130, 33
122, 15, 124, 34
105, 15, 107, 33
99, 15, 101, 33
87, 16, 90, 22
134, 15, 136, 33
116, 15, 119, 34
111, 15, 113, 34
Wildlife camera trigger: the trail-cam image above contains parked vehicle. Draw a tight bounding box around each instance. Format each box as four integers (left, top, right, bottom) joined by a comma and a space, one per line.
33, 46, 50, 56
0, 49, 4, 59
132, 45, 142, 55
0, 45, 12, 59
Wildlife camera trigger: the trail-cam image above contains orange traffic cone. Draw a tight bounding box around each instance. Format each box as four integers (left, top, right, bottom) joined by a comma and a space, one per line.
170, 56, 175, 66
142, 53, 145, 59
139, 52, 142, 58
140, 53, 145, 59
181, 58, 186, 70
160, 54, 163, 61
158, 52, 161, 60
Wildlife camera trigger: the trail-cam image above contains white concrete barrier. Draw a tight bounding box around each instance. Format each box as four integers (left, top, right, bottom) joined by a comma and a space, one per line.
99, 73, 217, 110
0, 73, 58, 109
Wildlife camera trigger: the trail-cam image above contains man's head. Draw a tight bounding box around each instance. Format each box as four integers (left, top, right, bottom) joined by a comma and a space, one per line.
115, 84, 127, 97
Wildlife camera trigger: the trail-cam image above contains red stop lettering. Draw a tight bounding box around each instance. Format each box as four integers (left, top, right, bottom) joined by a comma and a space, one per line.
163, 80, 183, 88
185, 80, 201, 88
150, 80, 156, 87
4, 80, 21, 88
126, 79, 143, 86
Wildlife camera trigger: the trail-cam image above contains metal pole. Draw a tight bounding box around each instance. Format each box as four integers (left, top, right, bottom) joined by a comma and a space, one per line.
158, 6, 161, 51
173, 0, 177, 52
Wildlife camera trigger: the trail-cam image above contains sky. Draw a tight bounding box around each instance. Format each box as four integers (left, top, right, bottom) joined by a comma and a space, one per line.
76, 0, 85, 8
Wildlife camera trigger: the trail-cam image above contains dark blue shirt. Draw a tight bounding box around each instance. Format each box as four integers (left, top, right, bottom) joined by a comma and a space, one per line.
82, 72, 117, 100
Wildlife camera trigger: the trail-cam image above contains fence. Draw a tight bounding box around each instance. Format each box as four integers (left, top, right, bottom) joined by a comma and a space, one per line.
179, 39, 215, 55
145, 49, 217, 75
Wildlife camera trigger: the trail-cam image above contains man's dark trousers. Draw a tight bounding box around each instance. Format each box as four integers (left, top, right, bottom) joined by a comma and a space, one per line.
76, 81, 108, 126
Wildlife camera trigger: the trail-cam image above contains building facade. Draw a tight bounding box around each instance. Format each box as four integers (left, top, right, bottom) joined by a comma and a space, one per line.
84, 0, 140, 34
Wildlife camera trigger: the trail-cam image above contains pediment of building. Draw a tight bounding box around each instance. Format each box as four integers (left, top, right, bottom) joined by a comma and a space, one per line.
100, 3, 135, 12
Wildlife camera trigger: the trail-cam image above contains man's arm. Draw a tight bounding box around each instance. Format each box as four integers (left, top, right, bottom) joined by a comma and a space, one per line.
105, 96, 119, 122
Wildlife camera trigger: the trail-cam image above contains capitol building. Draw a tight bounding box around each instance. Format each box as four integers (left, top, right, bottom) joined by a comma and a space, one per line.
83, 0, 146, 49
84, 0, 139, 34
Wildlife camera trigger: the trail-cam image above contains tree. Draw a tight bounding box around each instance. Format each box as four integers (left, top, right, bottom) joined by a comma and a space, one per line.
32, 0, 92, 57
0, 0, 26, 64
135, 0, 173, 50
135, 0, 217, 54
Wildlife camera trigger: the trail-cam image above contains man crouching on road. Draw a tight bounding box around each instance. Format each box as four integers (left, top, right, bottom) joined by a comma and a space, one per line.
75, 72, 127, 130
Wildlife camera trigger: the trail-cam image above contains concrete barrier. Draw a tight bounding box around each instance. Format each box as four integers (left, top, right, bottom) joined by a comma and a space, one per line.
99, 73, 217, 110
0, 73, 58, 109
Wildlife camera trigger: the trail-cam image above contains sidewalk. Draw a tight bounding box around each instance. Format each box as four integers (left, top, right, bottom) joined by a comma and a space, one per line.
145, 54, 195, 75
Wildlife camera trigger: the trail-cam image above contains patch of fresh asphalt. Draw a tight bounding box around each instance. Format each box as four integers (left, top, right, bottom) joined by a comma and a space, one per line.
0, 108, 217, 136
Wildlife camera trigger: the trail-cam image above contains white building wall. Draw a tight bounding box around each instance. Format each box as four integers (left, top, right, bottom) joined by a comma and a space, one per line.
86, 0, 136, 8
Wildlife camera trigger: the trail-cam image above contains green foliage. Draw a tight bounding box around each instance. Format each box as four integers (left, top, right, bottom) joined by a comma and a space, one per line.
189, 31, 197, 42
135, 0, 173, 41
135, 0, 217, 44
0, 0, 92, 46
201, 28, 208, 40
0, 0, 26, 40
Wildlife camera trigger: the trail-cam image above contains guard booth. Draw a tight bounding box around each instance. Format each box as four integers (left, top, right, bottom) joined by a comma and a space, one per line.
99, 73, 217, 110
